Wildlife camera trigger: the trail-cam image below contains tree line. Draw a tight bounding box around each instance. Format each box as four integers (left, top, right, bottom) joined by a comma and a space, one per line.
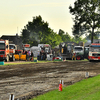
21, 0, 100, 48
21, 15, 86, 48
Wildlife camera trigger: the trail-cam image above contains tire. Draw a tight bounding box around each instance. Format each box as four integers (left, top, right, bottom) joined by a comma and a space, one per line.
12, 55, 15, 61
89, 60, 92, 62
9, 55, 15, 61
76, 56, 81, 60
5, 55, 9, 62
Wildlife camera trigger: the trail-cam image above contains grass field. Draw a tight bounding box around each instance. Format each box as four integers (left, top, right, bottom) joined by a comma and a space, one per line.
30, 75, 100, 100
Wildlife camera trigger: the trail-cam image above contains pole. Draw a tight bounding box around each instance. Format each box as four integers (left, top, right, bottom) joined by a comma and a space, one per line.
9, 94, 14, 100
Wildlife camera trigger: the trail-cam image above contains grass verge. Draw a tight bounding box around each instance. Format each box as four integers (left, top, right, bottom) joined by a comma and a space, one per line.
2, 59, 88, 66
30, 75, 100, 100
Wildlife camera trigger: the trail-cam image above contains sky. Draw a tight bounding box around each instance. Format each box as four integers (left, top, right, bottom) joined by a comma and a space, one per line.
0, 0, 75, 37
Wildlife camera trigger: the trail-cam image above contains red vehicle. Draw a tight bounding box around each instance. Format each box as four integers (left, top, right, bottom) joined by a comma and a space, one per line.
88, 43, 100, 61
0, 40, 15, 62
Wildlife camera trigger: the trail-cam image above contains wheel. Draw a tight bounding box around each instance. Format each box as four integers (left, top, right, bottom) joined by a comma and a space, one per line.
76, 56, 81, 60
12, 55, 15, 61
9, 55, 15, 61
5, 55, 9, 62
89, 60, 92, 62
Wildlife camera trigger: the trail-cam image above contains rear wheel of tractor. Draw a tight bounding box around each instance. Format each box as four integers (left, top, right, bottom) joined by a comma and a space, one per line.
76, 56, 81, 60
5, 55, 9, 62
12, 55, 15, 61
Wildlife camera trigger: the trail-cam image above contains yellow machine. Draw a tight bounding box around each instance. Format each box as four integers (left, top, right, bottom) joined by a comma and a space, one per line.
14, 54, 26, 61
14, 43, 31, 61
14, 54, 20, 60
19, 54, 26, 60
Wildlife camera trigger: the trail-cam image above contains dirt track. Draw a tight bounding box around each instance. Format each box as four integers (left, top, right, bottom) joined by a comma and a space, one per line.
0, 61, 100, 100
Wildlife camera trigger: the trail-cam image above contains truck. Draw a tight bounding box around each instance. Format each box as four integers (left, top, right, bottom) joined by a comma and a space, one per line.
72, 46, 89, 60
0, 40, 15, 62
9, 44, 17, 54
73, 46, 84, 60
59, 42, 89, 60
88, 43, 100, 61
59, 42, 78, 60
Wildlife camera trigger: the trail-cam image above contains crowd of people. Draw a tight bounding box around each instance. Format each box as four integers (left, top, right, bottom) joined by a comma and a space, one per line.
15, 48, 60, 61
37, 49, 47, 60
23, 49, 34, 61
21, 48, 48, 61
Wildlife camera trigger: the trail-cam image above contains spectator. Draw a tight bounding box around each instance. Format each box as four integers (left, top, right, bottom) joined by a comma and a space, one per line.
37, 50, 40, 60
23, 48, 25, 54
43, 52, 47, 60
40, 49, 44, 60
25, 50, 28, 61
28, 50, 31, 57
30, 51, 34, 61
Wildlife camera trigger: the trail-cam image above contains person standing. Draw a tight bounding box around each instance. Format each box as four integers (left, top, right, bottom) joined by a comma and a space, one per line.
25, 50, 28, 61
37, 50, 40, 60
27, 50, 31, 57
30, 51, 34, 61
40, 49, 44, 60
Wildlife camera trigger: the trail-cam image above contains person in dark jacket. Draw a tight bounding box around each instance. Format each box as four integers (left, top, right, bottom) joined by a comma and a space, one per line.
30, 51, 34, 61
40, 49, 44, 60
25, 50, 28, 61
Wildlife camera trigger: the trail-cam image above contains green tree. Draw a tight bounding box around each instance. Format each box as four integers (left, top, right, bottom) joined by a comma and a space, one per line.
69, 0, 100, 43
85, 31, 100, 40
21, 15, 62, 47
64, 32, 71, 42
58, 29, 71, 42
58, 29, 65, 36
71, 36, 87, 44
21, 28, 30, 43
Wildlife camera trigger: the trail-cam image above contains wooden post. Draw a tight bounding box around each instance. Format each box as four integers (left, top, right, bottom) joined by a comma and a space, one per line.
85, 72, 89, 80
